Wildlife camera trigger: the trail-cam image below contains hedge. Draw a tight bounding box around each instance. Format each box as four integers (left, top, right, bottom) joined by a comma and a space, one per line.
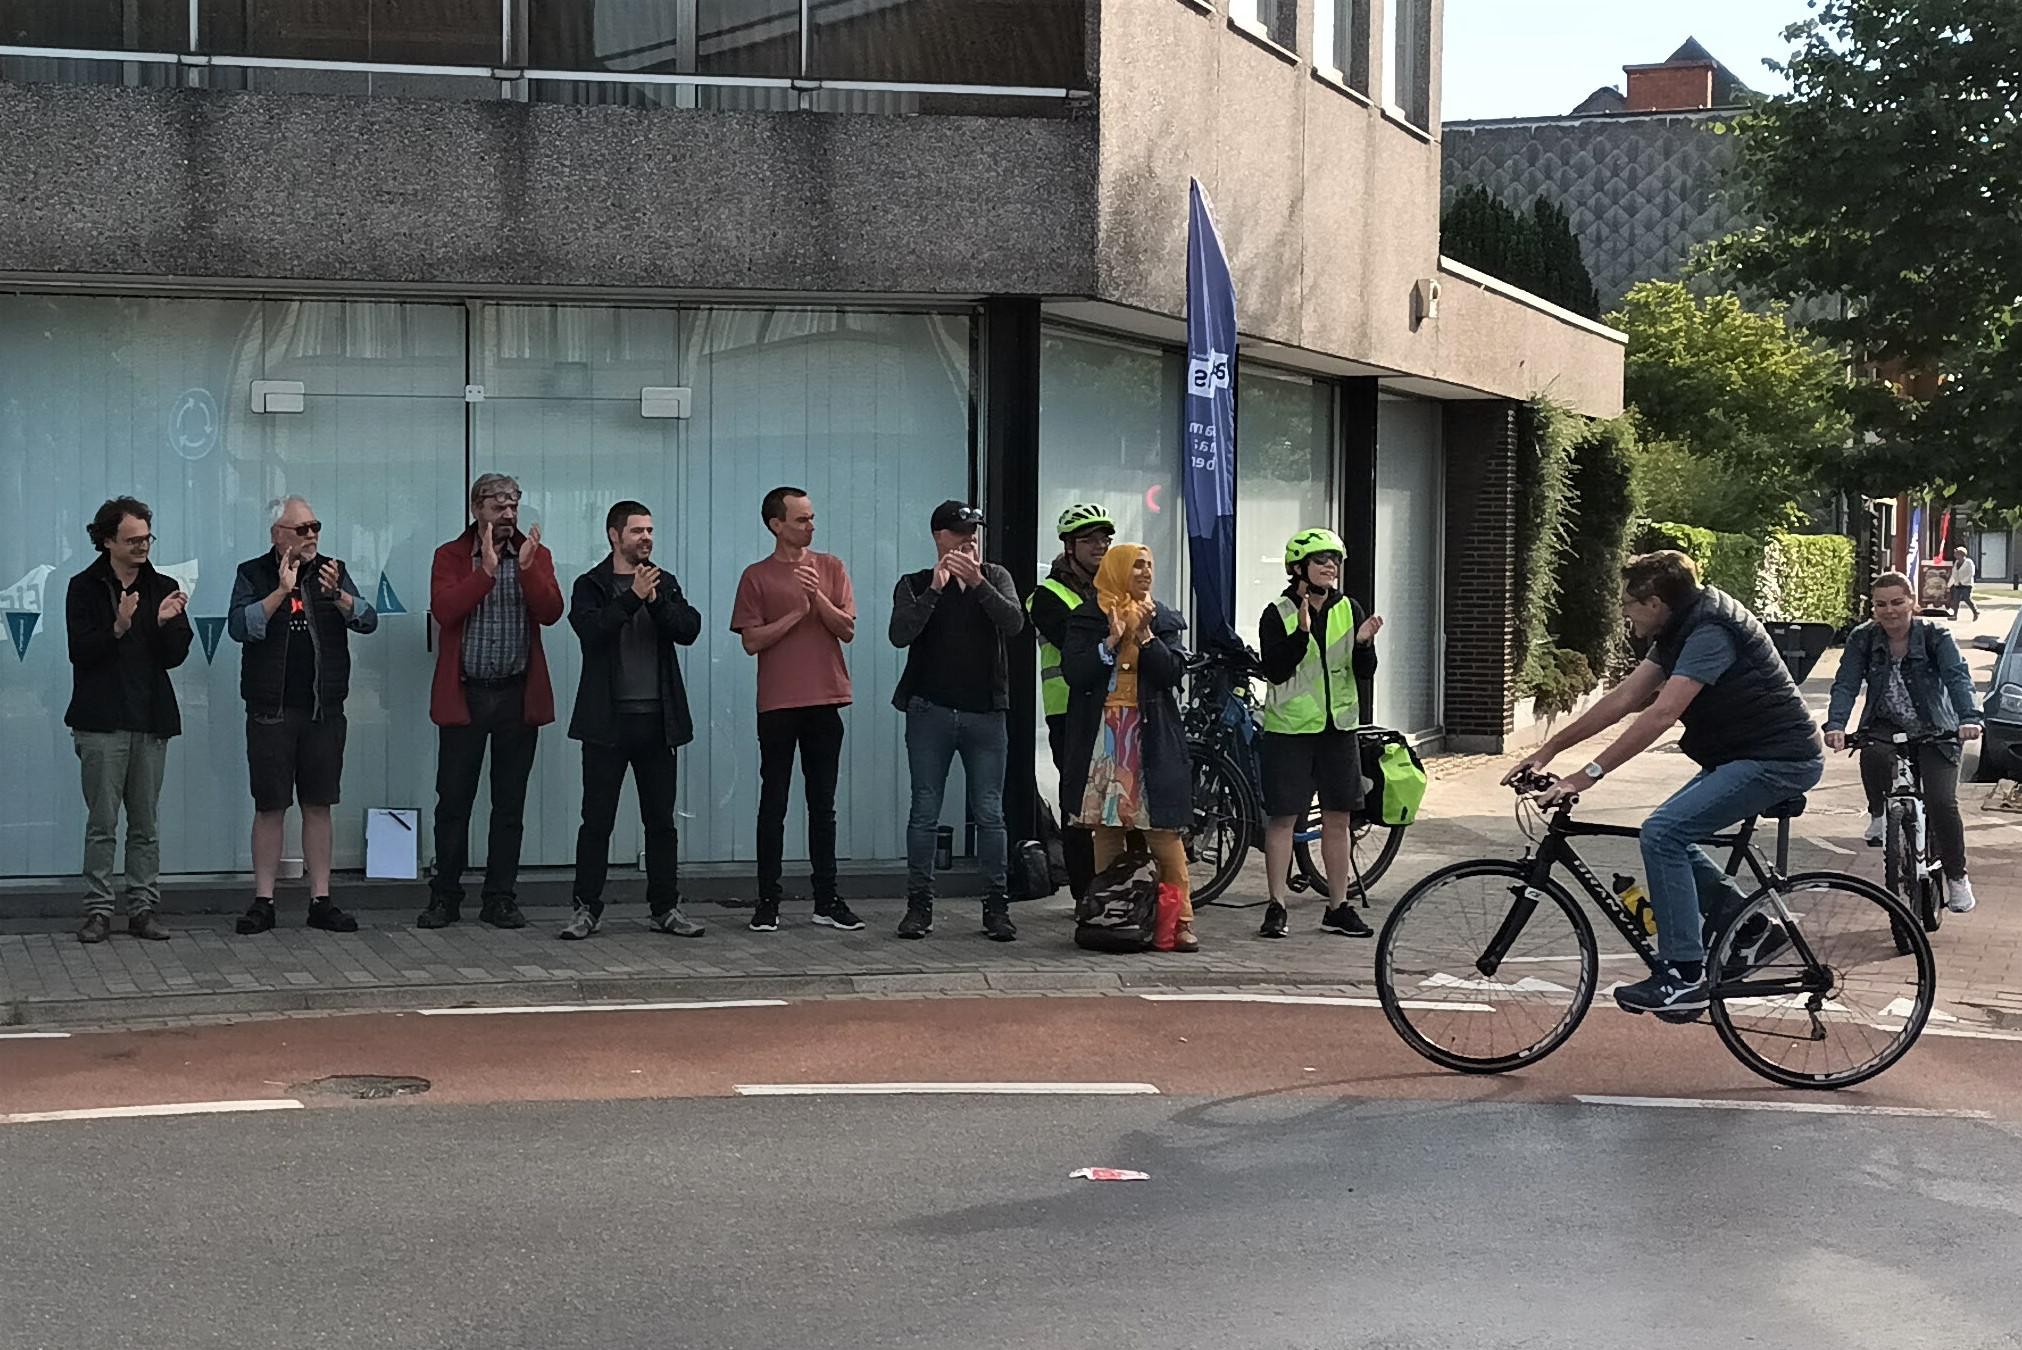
1760, 532, 1857, 627
1551, 417, 1637, 677
1634, 520, 1764, 610
1514, 398, 1580, 694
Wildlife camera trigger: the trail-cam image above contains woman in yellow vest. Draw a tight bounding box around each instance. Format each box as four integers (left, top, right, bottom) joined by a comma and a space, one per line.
1257, 528, 1383, 939
1026, 504, 1113, 899
1059, 542, 1199, 951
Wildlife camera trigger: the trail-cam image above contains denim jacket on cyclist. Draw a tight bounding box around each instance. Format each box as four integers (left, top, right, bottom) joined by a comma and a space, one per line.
1823, 618, 1981, 760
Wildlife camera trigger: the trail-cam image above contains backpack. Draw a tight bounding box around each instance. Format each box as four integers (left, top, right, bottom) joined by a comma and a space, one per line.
1009, 837, 1056, 902
1355, 728, 1429, 827
1074, 850, 1158, 952
1031, 798, 1072, 892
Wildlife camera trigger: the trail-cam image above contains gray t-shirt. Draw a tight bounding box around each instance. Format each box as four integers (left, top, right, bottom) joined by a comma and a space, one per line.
616, 602, 660, 711
1672, 626, 1736, 685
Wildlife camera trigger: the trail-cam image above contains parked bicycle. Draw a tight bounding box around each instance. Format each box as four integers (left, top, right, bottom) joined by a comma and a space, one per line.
1848, 730, 1958, 951
1181, 644, 1406, 905
1374, 769, 1935, 1090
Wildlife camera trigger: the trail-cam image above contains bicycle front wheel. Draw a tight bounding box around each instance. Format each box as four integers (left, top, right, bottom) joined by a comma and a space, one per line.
1185, 742, 1257, 906
1377, 860, 1599, 1074
1708, 871, 1936, 1090
1292, 808, 1406, 898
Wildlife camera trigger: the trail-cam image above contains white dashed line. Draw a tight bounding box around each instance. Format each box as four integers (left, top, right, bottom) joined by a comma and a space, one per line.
733, 1082, 1161, 1097
415, 1000, 788, 1016
2, 1099, 304, 1125
1137, 992, 1494, 1012
0, 1031, 71, 1039
1574, 1095, 1990, 1119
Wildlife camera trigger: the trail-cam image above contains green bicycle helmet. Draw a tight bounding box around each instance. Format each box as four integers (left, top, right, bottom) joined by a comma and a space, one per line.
1057, 503, 1115, 539
1284, 527, 1347, 568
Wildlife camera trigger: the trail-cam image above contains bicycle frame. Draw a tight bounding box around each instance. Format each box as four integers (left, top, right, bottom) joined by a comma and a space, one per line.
1481, 814, 1833, 1007
1887, 750, 1938, 885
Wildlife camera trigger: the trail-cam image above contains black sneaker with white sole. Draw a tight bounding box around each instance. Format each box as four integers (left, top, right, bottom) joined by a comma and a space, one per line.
1258, 902, 1289, 939
812, 897, 865, 931
896, 900, 934, 940
1613, 965, 1710, 1017
1320, 904, 1373, 938
748, 898, 781, 933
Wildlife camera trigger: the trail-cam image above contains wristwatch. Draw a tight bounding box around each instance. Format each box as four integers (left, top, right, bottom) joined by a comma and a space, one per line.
1581, 761, 1606, 783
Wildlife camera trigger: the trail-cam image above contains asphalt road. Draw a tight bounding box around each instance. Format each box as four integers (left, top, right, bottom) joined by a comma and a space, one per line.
4, 1092, 2021, 1350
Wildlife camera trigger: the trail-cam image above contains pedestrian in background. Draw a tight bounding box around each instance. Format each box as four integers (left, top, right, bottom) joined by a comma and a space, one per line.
1950, 547, 1979, 622
227, 495, 377, 935
64, 497, 192, 943
418, 473, 564, 931
1059, 542, 1198, 952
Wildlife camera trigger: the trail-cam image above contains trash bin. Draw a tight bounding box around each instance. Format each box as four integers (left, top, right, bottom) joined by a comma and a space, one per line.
1764, 621, 1836, 683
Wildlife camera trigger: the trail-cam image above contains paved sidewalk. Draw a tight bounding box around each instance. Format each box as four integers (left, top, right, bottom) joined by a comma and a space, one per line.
7, 599, 2021, 1032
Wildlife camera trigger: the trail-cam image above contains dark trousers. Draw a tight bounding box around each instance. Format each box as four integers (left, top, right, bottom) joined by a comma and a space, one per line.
1950, 585, 1979, 621
1046, 714, 1097, 899
574, 711, 681, 915
1859, 738, 1969, 878
756, 705, 846, 903
430, 678, 539, 905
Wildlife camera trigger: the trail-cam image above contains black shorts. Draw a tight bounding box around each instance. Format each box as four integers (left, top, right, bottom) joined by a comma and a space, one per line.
1259, 728, 1364, 818
246, 709, 347, 812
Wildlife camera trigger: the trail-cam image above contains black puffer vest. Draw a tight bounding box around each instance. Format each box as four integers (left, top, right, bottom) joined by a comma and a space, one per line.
1652, 587, 1821, 768
235, 551, 355, 717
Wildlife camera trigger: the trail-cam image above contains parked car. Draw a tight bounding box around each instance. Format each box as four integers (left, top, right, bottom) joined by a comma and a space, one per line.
1967, 609, 2022, 782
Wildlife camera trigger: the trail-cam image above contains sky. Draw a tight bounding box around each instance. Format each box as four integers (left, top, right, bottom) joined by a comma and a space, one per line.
1440, 0, 1817, 122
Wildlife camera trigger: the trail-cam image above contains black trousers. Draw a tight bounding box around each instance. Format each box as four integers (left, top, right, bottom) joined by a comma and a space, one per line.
1047, 714, 1097, 899
574, 710, 680, 915
430, 679, 539, 904
756, 705, 846, 902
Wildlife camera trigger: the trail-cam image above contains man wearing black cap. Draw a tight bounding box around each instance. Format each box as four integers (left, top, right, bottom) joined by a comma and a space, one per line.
889, 500, 1026, 941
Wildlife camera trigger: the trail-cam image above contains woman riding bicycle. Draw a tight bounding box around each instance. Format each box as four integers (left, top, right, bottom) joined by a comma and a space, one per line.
1822, 570, 1983, 914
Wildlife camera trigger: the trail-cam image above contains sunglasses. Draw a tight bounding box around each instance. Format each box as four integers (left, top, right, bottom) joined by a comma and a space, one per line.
941, 508, 985, 528
283, 521, 323, 537
483, 492, 522, 507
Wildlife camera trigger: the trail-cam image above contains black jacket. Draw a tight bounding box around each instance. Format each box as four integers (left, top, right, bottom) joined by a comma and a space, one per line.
1651, 587, 1822, 768
227, 550, 377, 718
1058, 601, 1192, 832
567, 556, 702, 748
64, 555, 194, 737
1027, 553, 1097, 655
887, 561, 1026, 712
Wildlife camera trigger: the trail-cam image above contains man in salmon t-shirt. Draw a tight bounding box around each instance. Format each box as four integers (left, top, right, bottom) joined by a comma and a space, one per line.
730, 486, 863, 935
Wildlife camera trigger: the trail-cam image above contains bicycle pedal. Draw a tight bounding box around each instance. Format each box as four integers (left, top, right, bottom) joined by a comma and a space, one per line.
1653, 1008, 1705, 1026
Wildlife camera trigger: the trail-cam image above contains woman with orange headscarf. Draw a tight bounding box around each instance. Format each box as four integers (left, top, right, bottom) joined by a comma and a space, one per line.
1058, 543, 1198, 951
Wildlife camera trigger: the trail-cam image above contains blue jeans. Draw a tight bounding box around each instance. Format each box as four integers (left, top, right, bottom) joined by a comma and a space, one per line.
904, 697, 1008, 899
1641, 757, 1824, 964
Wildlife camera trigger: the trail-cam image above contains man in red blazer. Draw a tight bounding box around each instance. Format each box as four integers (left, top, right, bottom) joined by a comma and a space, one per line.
417, 473, 564, 929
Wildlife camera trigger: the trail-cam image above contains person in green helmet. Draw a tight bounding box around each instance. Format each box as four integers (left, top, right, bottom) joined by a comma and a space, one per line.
1027, 503, 1113, 898
1256, 527, 1383, 939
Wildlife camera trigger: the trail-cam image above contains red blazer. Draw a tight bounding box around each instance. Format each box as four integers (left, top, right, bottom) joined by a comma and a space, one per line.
429, 526, 565, 727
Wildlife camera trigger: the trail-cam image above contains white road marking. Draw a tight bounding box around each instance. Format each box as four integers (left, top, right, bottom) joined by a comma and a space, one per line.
1879, 997, 1958, 1023
0, 1031, 71, 1039
416, 1000, 788, 1017
2, 1099, 304, 1125
1137, 993, 1494, 1012
733, 1082, 1161, 1097
1810, 839, 1857, 855
1421, 972, 1573, 995
1574, 1095, 1990, 1120
1500, 953, 1641, 965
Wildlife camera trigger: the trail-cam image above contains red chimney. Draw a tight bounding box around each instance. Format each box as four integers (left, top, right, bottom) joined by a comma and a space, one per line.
1623, 58, 1716, 112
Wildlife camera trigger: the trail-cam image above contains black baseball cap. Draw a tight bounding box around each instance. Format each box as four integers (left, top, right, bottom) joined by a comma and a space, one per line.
930, 500, 985, 533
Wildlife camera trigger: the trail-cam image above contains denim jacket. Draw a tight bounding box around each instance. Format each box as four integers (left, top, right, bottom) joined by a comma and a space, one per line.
1824, 619, 1982, 758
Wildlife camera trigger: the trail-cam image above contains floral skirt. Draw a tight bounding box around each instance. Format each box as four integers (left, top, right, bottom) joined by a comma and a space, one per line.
1076, 706, 1149, 831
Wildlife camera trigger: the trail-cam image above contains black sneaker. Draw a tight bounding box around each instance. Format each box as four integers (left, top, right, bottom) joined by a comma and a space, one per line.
1259, 901, 1289, 939
78, 912, 113, 944
416, 898, 460, 929
812, 897, 865, 931
1320, 904, 1373, 938
1718, 917, 1791, 982
748, 898, 782, 933
479, 897, 527, 929
236, 899, 276, 935
896, 899, 934, 940
1613, 965, 1710, 1017
306, 898, 359, 933
982, 896, 1018, 943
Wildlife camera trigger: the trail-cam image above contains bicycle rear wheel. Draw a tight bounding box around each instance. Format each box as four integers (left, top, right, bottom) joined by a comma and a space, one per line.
1883, 800, 1935, 951
1376, 860, 1599, 1074
1708, 871, 1935, 1090
1293, 808, 1405, 898
1185, 742, 1257, 906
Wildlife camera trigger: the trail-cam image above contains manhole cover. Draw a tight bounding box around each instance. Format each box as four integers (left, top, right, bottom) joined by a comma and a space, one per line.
290, 1074, 431, 1100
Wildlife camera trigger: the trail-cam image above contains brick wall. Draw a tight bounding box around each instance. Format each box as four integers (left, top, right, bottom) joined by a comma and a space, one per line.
1442, 401, 1520, 750
1625, 64, 1715, 113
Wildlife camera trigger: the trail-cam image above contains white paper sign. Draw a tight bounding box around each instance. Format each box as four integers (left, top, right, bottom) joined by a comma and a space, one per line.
365, 808, 419, 880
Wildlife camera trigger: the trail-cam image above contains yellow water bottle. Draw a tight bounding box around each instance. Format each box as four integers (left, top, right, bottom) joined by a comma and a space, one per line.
1612, 873, 1658, 937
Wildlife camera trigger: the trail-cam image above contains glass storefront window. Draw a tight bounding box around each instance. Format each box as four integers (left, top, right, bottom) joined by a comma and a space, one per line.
1374, 395, 1443, 734
200, 0, 500, 65
3, 1, 184, 51
1234, 367, 1335, 640
529, 0, 683, 75
809, 0, 1085, 87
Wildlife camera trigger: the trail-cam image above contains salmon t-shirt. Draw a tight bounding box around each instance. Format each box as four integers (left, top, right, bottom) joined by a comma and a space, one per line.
730, 552, 854, 714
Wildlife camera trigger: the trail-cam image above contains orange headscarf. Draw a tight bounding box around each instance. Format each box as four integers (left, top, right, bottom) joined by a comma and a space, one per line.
1094, 543, 1153, 632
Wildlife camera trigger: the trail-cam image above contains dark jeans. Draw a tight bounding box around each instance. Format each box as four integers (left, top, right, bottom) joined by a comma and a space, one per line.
904, 697, 1008, 899
1860, 738, 1969, 879
574, 711, 681, 916
756, 705, 846, 903
1046, 714, 1096, 899
430, 678, 539, 905
1950, 585, 1979, 621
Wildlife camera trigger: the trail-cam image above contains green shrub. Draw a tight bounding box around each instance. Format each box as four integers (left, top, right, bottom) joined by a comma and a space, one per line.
1521, 646, 1599, 720
1551, 417, 1637, 676
1634, 520, 1764, 609
1760, 532, 1856, 625
1515, 399, 1581, 685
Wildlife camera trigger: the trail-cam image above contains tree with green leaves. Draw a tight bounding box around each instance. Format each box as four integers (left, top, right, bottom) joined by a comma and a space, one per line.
1441, 186, 1602, 319
1610, 280, 1855, 536
1710, 0, 2022, 502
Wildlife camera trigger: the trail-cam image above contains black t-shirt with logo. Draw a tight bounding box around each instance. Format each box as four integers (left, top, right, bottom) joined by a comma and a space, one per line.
282, 588, 316, 710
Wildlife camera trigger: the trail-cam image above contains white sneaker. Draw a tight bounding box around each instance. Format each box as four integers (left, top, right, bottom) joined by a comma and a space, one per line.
1945, 876, 1978, 914
1864, 817, 1885, 847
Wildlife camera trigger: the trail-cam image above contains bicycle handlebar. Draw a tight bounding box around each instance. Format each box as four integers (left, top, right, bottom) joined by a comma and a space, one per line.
1842, 730, 1962, 751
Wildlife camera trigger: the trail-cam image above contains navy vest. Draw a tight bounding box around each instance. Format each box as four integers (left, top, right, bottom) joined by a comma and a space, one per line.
1651, 587, 1820, 768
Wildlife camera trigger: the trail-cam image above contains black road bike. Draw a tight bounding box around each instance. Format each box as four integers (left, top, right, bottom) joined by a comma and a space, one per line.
1374, 771, 1936, 1090
1845, 730, 1958, 950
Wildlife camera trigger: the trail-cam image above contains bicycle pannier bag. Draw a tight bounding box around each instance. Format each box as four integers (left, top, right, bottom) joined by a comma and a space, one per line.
1357, 729, 1428, 826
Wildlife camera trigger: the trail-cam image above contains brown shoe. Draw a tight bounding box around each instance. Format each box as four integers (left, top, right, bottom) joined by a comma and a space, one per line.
77, 913, 112, 944
128, 910, 172, 941
1174, 921, 1200, 954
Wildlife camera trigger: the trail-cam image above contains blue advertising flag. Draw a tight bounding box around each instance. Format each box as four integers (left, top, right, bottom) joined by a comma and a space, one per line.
1182, 179, 1241, 652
